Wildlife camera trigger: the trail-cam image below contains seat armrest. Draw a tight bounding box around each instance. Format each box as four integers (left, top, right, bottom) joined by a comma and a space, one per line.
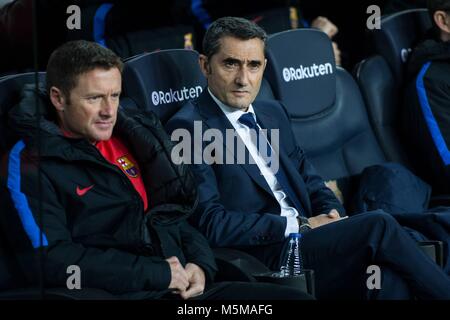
418, 241, 444, 268
429, 195, 450, 208
214, 248, 317, 296
253, 269, 316, 297
213, 248, 270, 282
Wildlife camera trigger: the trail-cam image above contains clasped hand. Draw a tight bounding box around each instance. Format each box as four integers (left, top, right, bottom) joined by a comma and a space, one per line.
166, 257, 205, 300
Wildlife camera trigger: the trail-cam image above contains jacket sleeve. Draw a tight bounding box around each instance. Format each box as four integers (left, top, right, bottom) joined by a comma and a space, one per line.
166, 113, 288, 248
179, 221, 218, 283
1, 155, 172, 295
414, 63, 450, 163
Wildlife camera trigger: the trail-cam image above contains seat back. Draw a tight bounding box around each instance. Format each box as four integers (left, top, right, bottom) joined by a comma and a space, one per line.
106, 25, 197, 60
0, 72, 45, 291
373, 8, 431, 83
355, 55, 411, 165
0, 73, 46, 158
245, 6, 303, 34
122, 49, 206, 124
263, 29, 386, 182
263, 31, 445, 265
354, 9, 432, 164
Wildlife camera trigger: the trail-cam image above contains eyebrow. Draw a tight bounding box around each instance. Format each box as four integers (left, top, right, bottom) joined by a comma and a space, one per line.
223, 57, 263, 66
83, 91, 121, 98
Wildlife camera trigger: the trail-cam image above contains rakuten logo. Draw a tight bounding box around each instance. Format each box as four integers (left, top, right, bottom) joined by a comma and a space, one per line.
151, 86, 203, 106
282, 63, 333, 82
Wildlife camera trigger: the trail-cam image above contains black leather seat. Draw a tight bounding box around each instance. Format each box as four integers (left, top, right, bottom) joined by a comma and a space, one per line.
372, 8, 431, 84
0, 73, 46, 159
354, 56, 411, 164
354, 9, 432, 164
263, 29, 386, 183
121, 49, 206, 124
66, 2, 197, 60
261, 28, 444, 268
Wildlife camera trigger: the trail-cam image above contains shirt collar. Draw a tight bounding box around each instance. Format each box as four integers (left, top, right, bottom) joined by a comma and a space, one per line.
207, 88, 256, 127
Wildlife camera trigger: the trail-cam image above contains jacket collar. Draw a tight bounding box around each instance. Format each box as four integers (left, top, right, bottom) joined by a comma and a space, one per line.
407, 37, 450, 76
195, 89, 278, 132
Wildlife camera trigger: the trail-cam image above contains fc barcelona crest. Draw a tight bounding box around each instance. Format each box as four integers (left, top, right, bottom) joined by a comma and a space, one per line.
117, 156, 138, 178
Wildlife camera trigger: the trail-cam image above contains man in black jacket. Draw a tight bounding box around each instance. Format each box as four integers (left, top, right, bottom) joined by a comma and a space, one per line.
401, 0, 450, 194
0, 40, 312, 300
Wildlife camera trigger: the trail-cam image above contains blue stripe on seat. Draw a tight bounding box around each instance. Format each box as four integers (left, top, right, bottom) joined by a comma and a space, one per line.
93, 3, 114, 47
6, 140, 48, 248
416, 61, 450, 165
191, 0, 212, 29
301, 19, 310, 28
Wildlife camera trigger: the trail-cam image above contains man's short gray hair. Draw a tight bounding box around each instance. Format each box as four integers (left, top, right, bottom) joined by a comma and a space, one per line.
202, 16, 267, 59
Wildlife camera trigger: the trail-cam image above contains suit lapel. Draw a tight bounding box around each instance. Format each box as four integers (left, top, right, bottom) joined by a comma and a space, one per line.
196, 92, 273, 196
255, 103, 312, 215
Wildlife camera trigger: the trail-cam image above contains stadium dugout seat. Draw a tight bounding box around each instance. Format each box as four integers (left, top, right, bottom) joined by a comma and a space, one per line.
66, 2, 197, 60
0, 73, 46, 159
354, 9, 450, 209
372, 8, 431, 84
354, 9, 432, 164
262, 29, 386, 187
0, 73, 115, 299
245, 6, 304, 35
260, 28, 444, 268
121, 49, 206, 124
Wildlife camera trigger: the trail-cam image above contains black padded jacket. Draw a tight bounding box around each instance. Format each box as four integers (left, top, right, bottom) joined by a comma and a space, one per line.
0, 85, 217, 298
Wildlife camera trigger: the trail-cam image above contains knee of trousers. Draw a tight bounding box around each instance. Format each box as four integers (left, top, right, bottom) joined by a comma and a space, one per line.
360, 210, 401, 233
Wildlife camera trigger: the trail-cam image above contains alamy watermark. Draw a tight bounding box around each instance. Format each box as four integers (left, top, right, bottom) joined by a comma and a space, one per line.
366, 265, 381, 290
66, 265, 81, 290
367, 5, 381, 30
171, 121, 280, 174
66, 5, 81, 30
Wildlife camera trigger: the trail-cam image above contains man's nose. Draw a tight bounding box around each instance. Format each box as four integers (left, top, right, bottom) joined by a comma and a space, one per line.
235, 67, 249, 86
100, 97, 114, 116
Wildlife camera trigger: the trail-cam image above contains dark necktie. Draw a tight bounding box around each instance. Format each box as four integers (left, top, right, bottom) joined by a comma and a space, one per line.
238, 112, 305, 216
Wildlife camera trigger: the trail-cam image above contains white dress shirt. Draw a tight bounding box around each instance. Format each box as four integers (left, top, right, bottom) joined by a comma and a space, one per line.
208, 89, 300, 237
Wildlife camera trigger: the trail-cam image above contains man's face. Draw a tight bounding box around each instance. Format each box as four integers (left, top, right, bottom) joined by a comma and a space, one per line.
200, 36, 266, 110
51, 68, 122, 143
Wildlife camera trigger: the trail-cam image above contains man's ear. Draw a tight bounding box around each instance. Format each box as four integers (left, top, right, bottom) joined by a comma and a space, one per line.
49, 86, 66, 111
199, 54, 210, 77
433, 10, 450, 34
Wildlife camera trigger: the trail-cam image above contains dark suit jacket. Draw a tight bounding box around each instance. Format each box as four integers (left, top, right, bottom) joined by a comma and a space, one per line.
166, 90, 344, 248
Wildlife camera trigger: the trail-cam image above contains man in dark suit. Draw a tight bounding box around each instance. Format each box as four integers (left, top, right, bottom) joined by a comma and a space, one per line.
166, 16, 450, 299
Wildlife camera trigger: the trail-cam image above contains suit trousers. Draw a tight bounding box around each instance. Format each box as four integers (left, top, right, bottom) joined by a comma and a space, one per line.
241, 210, 450, 299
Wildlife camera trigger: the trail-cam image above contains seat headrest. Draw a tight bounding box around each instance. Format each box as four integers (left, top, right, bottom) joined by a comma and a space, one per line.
374, 8, 431, 81
256, 78, 275, 101
0, 72, 46, 157
264, 29, 336, 118
122, 49, 206, 124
